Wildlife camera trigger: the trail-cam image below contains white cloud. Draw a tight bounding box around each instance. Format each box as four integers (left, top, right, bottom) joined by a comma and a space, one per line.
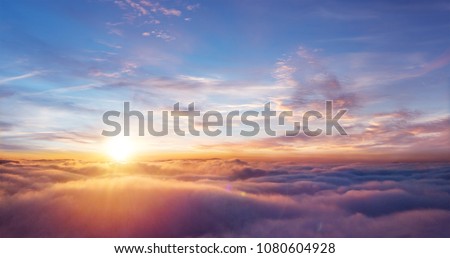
186, 3, 200, 11
107, 28, 123, 36
142, 30, 176, 41
151, 30, 175, 41
178, 75, 221, 84
96, 40, 122, 49
90, 71, 120, 78
125, 0, 148, 15
0, 71, 42, 85
272, 59, 297, 88
159, 7, 181, 16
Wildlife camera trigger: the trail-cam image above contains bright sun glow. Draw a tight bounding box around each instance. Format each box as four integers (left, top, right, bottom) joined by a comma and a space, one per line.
105, 137, 135, 162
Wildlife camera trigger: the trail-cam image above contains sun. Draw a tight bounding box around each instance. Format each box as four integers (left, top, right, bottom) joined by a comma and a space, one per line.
105, 137, 135, 162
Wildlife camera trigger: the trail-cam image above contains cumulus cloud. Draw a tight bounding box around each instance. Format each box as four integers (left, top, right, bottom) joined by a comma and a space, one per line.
0, 159, 449, 237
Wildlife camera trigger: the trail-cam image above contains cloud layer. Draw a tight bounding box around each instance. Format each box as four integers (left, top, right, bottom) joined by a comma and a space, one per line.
1, 159, 449, 237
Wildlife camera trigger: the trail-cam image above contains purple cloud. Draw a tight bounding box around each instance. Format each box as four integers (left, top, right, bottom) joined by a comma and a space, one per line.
0, 159, 449, 237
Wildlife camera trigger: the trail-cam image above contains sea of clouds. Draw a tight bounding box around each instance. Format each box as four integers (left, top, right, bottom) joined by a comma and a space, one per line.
0, 159, 449, 237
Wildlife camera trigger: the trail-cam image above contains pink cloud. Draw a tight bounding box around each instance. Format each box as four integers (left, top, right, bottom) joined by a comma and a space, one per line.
0, 159, 449, 237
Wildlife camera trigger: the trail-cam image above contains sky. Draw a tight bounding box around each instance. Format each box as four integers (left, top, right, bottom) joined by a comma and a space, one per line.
0, 0, 450, 238
1, 0, 449, 161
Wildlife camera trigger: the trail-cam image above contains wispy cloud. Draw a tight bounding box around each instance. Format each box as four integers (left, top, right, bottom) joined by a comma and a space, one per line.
272, 58, 297, 88
110, 0, 185, 41
158, 6, 181, 16
0, 71, 41, 85
118, 0, 182, 17
314, 7, 378, 21
273, 46, 359, 109
186, 3, 200, 11
124, 0, 148, 15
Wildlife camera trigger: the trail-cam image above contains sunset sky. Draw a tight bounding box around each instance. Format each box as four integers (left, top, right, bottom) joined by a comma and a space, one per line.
1, 0, 449, 161
0, 0, 449, 238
